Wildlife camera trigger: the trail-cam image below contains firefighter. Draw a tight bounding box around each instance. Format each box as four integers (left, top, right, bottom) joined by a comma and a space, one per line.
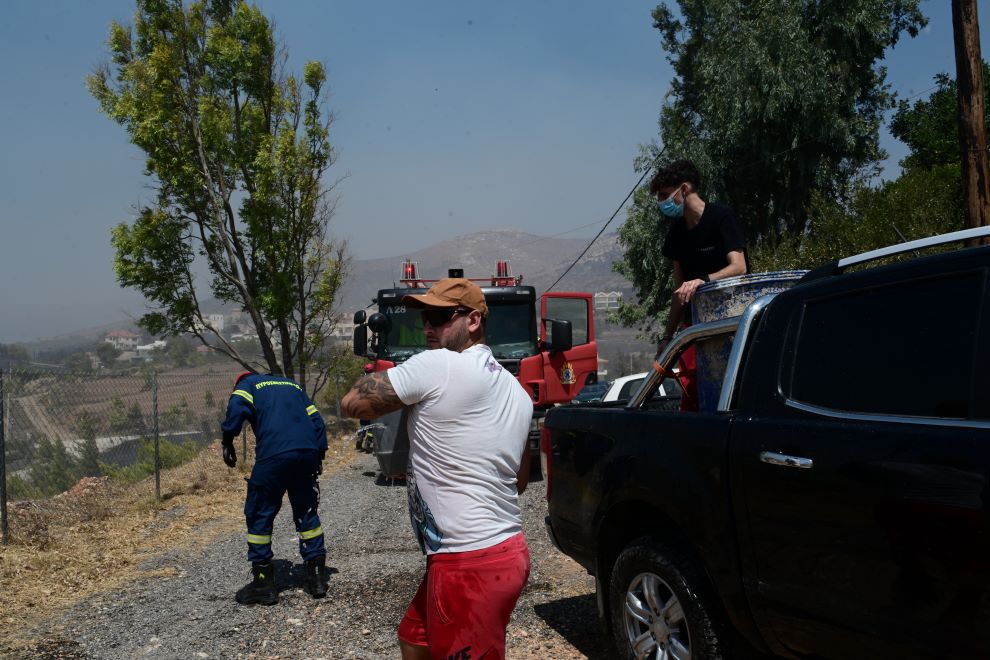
220, 370, 330, 605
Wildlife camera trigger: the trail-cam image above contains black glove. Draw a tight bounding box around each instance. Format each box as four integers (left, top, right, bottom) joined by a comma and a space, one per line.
222, 442, 237, 468
316, 449, 326, 476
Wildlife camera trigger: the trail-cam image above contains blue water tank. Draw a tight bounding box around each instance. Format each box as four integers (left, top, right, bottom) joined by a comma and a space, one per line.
691, 271, 808, 412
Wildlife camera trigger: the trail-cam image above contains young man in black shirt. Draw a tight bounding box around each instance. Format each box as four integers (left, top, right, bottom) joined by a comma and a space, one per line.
651, 159, 747, 410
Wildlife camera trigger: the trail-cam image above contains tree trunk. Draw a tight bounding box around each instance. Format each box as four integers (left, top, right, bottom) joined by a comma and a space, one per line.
952, 0, 990, 244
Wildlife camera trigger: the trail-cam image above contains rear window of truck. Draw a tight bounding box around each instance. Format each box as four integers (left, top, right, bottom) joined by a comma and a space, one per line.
786, 271, 983, 419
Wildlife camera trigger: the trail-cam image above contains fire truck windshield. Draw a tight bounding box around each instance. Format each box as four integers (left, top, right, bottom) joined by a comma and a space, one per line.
381, 305, 426, 360
377, 297, 535, 361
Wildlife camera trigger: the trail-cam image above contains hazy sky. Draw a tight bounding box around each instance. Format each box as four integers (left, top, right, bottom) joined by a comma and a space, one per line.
0, 1, 982, 342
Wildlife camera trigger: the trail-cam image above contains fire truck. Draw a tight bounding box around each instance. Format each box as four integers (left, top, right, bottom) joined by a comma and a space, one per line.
352, 259, 598, 477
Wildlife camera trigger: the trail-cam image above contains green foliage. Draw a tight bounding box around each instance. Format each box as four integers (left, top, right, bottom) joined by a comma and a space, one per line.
107, 397, 128, 431
752, 165, 964, 271
159, 339, 199, 369
28, 438, 77, 496
751, 61, 981, 272
317, 344, 367, 414
199, 413, 221, 443
65, 351, 94, 373
7, 474, 43, 500
95, 342, 122, 368
611, 186, 673, 341
75, 410, 101, 441
103, 437, 200, 484
141, 366, 154, 391
104, 398, 146, 435
89, 0, 348, 392
126, 402, 146, 434
76, 437, 104, 478
160, 398, 194, 430
890, 62, 990, 171
13, 429, 202, 499
650, 0, 925, 239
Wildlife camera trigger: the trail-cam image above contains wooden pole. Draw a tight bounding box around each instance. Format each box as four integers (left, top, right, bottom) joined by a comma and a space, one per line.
952, 0, 990, 242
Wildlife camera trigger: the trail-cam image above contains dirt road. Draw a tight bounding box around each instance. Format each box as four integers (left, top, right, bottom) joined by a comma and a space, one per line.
18, 450, 615, 659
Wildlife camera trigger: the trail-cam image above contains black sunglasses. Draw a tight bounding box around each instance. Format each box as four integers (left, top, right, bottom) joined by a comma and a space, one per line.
421, 307, 472, 327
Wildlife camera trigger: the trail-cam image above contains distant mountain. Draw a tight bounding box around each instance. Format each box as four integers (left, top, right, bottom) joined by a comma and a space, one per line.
338, 229, 634, 311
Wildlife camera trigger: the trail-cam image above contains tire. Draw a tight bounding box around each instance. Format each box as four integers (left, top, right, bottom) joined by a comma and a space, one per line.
610, 538, 726, 660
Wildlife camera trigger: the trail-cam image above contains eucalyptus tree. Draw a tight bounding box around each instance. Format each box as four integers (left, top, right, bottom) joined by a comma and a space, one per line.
88, 0, 347, 393
613, 0, 926, 338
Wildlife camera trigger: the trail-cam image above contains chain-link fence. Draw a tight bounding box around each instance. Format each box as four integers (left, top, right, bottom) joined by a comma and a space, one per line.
0, 368, 254, 543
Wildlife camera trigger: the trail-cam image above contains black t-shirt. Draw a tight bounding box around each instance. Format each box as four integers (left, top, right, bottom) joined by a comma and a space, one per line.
661, 202, 746, 281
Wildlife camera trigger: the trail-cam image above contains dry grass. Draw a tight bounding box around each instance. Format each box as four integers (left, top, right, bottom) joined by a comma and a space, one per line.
0, 432, 357, 652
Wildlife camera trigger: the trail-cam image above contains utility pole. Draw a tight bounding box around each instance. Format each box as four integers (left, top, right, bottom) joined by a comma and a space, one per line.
952, 0, 990, 242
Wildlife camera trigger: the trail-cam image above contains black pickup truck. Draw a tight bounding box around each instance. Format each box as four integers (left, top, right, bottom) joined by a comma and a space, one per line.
542, 228, 990, 659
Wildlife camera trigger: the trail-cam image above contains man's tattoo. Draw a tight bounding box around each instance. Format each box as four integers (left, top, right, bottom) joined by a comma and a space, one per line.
353, 373, 403, 417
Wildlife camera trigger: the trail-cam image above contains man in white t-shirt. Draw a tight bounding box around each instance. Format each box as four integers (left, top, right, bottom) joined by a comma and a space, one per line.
342, 277, 534, 660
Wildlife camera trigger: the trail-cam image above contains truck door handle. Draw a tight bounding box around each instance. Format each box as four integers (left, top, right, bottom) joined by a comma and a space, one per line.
760, 451, 813, 469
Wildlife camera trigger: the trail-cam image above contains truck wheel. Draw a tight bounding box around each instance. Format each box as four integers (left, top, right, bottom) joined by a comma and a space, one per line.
610, 538, 725, 660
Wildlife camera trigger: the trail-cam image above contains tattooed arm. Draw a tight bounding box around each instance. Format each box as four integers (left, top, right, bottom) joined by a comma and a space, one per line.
341, 372, 404, 419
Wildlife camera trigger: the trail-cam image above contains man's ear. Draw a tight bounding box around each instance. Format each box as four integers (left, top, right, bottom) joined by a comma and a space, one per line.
467, 311, 483, 333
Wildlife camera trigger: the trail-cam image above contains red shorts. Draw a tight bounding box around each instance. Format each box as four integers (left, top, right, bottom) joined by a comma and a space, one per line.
678, 344, 698, 412
398, 532, 530, 659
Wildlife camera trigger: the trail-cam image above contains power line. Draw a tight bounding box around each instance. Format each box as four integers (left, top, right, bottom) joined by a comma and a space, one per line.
543, 150, 665, 294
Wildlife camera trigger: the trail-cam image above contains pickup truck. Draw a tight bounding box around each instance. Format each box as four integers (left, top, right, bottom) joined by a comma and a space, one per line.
542, 228, 990, 659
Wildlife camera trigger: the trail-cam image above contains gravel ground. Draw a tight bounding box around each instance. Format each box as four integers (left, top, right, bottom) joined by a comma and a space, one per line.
16, 451, 616, 659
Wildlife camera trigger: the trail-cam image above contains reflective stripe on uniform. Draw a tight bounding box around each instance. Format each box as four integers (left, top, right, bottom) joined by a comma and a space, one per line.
299, 526, 323, 540
306, 405, 318, 416
247, 533, 272, 545
233, 389, 254, 404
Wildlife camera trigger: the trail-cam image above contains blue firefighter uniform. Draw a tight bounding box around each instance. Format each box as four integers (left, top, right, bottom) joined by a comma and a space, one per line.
221, 372, 329, 565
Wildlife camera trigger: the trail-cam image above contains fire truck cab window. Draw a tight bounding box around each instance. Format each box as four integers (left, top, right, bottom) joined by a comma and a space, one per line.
545, 298, 589, 346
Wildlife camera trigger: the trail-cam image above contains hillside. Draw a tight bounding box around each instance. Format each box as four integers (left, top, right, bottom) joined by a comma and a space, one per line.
338, 229, 634, 311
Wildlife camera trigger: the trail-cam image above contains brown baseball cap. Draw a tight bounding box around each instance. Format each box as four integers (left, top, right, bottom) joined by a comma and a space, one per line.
401, 278, 488, 318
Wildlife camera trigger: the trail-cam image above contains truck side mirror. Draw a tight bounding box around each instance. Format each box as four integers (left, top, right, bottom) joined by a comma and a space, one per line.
353, 325, 368, 356
546, 318, 573, 353
353, 309, 367, 324
368, 312, 392, 335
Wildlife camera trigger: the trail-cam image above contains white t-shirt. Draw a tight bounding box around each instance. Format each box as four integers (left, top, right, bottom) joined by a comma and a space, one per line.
388, 343, 534, 554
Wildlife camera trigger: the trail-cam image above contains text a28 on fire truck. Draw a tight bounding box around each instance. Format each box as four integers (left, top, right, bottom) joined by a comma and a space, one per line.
352, 259, 599, 475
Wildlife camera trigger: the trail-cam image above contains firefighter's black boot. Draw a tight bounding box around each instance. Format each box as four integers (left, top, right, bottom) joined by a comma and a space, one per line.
303, 555, 328, 599
235, 561, 278, 605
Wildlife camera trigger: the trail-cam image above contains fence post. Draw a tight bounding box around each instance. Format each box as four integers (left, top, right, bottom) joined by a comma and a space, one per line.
0, 369, 8, 545
153, 370, 160, 501
334, 374, 342, 433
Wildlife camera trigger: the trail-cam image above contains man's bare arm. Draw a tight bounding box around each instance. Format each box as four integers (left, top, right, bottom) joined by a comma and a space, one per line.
516, 448, 532, 495
341, 373, 404, 419
710, 249, 747, 280
663, 261, 686, 340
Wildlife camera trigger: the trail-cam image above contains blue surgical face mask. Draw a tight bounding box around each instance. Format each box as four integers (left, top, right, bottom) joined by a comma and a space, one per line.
658, 187, 684, 219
